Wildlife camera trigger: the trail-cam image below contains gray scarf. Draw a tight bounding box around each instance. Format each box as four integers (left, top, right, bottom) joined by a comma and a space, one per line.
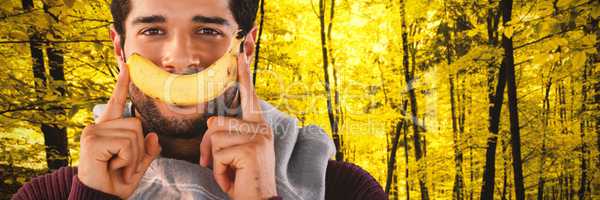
92, 101, 336, 200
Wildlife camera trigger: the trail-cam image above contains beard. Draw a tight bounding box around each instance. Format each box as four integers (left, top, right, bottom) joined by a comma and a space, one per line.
129, 83, 241, 139
129, 83, 241, 163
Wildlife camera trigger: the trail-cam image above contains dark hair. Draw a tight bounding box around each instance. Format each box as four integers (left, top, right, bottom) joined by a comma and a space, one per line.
110, 0, 259, 48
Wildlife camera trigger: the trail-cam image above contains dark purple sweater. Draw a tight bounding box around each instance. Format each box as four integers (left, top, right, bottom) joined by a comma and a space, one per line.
12, 160, 386, 200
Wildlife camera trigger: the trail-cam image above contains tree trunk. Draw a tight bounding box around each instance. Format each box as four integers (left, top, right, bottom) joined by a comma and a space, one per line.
318, 0, 342, 161
560, 173, 566, 199
570, 175, 574, 200
480, 42, 505, 199
403, 119, 411, 200
458, 80, 467, 198
469, 137, 474, 200
45, 2, 70, 169
252, 0, 265, 85
577, 59, 589, 200
592, 18, 600, 173
393, 165, 399, 199
582, 13, 598, 200
328, 0, 343, 145
501, 137, 508, 200
400, 0, 429, 199
442, 17, 464, 199
537, 77, 552, 200
480, 0, 504, 198
500, 0, 525, 198
386, 101, 408, 194
21, 0, 69, 171
385, 120, 402, 196
459, 79, 468, 200
44, 39, 69, 169
481, 19, 506, 199
559, 83, 567, 134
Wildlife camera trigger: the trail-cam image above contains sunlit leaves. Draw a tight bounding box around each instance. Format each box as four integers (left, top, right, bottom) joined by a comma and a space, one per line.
0, 0, 598, 198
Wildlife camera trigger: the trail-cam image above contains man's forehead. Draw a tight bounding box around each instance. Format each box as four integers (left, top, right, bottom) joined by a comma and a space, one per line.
127, 0, 234, 24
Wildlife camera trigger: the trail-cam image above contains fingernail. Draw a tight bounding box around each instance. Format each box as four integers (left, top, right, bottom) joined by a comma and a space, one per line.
149, 132, 157, 139
200, 156, 208, 167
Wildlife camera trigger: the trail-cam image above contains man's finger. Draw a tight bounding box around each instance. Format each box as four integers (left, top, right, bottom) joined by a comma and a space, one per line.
118, 132, 161, 185
212, 146, 245, 194
200, 116, 270, 167
92, 129, 141, 177
200, 128, 257, 168
199, 129, 212, 168
92, 117, 145, 169
207, 116, 269, 134
132, 132, 161, 178
97, 63, 130, 123
89, 135, 136, 184
93, 118, 143, 137
236, 50, 264, 122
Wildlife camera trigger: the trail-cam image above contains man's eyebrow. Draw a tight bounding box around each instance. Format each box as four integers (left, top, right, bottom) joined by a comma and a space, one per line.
132, 15, 166, 25
192, 15, 229, 26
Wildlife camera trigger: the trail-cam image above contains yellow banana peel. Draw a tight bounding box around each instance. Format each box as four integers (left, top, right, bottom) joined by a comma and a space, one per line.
127, 38, 243, 106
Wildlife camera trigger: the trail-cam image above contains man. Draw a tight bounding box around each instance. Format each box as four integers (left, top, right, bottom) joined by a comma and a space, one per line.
13, 0, 386, 199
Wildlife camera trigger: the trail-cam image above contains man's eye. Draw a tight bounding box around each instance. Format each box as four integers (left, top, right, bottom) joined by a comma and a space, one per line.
141, 28, 164, 36
195, 28, 222, 36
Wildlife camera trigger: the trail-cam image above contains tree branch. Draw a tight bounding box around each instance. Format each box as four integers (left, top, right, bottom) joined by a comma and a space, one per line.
514, 25, 583, 50
0, 9, 39, 20
0, 39, 111, 44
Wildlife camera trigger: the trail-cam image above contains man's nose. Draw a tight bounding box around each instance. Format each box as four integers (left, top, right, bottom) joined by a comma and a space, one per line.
161, 36, 200, 74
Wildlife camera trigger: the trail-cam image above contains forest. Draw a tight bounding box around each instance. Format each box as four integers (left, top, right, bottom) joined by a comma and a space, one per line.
0, 0, 599, 199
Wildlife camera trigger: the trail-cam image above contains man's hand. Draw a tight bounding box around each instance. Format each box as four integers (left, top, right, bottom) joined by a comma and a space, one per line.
199, 51, 277, 199
78, 63, 161, 199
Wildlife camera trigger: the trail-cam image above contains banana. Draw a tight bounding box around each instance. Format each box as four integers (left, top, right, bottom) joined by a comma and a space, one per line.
127, 38, 243, 106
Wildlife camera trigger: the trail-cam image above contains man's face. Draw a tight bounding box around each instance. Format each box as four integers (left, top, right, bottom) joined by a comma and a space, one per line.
112, 0, 242, 141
